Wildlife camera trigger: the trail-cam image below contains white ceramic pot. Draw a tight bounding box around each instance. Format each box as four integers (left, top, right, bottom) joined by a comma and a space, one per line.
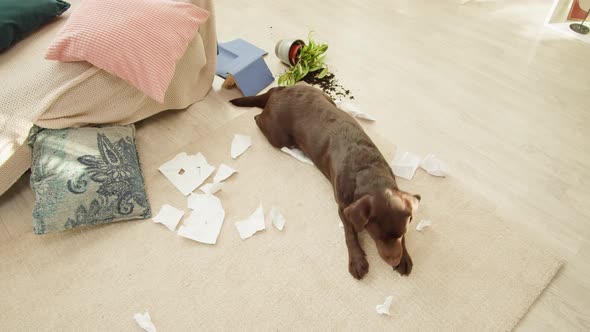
275, 38, 304, 66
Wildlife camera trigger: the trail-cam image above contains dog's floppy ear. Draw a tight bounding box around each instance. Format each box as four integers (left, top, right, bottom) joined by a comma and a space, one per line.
344, 195, 374, 232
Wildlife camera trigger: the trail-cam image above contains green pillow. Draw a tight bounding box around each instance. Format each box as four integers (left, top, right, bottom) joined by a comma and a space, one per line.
28, 125, 151, 234
0, 0, 70, 52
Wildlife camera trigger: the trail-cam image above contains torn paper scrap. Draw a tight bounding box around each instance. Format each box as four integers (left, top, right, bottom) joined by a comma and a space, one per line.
269, 206, 286, 231
235, 204, 265, 239
179, 194, 225, 244
390, 150, 421, 180
281, 147, 313, 165
376, 296, 393, 316
231, 134, 252, 159
416, 219, 432, 232
199, 182, 224, 195
214, 164, 237, 183
134, 311, 157, 332
152, 204, 184, 231
159, 152, 216, 196
419, 153, 448, 177
337, 100, 376, 121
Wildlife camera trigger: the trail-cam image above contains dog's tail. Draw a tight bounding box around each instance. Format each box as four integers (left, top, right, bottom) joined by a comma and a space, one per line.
229, 87, 284, 109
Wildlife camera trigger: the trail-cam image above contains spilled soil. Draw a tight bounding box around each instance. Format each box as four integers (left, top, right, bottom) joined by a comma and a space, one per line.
302, 72, 354, 101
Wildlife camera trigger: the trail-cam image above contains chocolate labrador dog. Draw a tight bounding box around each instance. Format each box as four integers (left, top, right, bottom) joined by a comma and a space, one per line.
230, 85, 420, 279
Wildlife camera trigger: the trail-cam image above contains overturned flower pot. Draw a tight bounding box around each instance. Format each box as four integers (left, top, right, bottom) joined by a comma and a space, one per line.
275, 38, 305, 66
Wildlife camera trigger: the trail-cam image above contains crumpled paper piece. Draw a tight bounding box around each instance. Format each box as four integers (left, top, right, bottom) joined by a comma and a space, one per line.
199, 182, 224, 195
269, 206, 286, 231
235, 204, 265, 239
214, 164, 237, 183
152, 204, 184, 231
376, 296, 393, 316
231, 134, 251, 159
390, 150, 421, 180
337, 100, 376, 121
281, 147, 313, 165
178, 194, 225, 244
159, 152, 215, 196
134, 311, 157, 332
416, 219, 432, 231
419, 153, 448, 177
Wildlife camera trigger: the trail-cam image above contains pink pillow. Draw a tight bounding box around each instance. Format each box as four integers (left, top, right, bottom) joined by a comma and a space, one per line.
45, 0, 209, 103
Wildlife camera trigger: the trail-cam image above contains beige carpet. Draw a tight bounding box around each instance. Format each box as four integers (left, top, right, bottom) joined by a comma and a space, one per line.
0, 112, 562, 331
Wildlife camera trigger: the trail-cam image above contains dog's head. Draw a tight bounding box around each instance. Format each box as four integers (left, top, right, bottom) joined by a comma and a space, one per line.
343, 189, 420, 267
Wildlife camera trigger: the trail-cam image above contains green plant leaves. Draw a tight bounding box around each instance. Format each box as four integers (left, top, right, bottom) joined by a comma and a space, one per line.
278, 72, 294, 86
278, 32, 330, 86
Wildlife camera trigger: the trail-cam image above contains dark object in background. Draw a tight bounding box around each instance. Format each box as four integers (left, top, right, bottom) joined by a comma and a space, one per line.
0, 0, 70, 52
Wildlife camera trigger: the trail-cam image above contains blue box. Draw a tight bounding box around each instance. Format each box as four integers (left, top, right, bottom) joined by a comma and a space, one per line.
216, 39, 275, 96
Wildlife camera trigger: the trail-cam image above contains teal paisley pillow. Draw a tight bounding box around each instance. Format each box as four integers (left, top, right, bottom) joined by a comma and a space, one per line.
28, 125, 151, 234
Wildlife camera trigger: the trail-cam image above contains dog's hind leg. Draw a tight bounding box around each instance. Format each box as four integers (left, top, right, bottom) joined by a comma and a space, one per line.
254, 111, 293, 148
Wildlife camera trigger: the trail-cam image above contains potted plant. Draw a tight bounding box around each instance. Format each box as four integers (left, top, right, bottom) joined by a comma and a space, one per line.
275, 38, 304, 66
276, 33, 329, 86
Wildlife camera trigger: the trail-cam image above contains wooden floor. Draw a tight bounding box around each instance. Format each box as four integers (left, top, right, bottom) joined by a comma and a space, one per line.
1, 0, 589, 330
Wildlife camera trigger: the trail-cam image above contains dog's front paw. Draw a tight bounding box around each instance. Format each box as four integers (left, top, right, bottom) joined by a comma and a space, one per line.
349, 255, 369, 280
395, 253, 413, 276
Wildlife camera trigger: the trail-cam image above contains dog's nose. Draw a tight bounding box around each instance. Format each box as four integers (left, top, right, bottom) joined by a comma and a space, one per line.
414, 194, 421, 201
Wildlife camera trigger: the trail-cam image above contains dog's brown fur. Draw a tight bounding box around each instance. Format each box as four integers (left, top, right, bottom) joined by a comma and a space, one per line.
230, 85, 420, 279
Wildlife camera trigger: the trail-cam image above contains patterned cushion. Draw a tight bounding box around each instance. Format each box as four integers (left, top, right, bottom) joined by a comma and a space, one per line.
28, 125, 151, 234
45, 0, 210, 103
